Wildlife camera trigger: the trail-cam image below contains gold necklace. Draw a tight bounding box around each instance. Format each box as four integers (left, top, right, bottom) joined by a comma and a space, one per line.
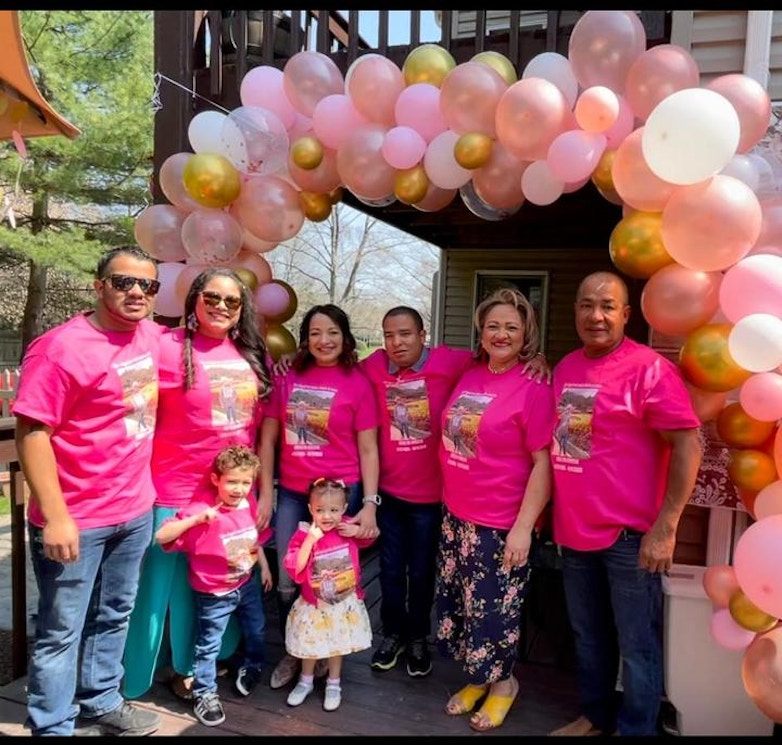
488, 359, 519, 374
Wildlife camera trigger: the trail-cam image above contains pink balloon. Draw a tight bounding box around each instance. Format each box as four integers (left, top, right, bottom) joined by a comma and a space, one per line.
686, 382, 728, 424
230, 175, 305, 243
134, 204, 188, 263
755, 195, 782, 250
740, 373, 782, 422
547, 130, 607, 184
412, 182, 457, 213
661, 175, 762, 272
241, 228, 278, 256
707, 74, 773, 154
229, 249, 273, 288
641, 264, 722, 337
710, 608, 757, 651
568, 10, 647, 93
180, 208, 243, 265
521, 160, 564, 206
158, 153, 202, 213
754, 480, 782, 521
312, 94, 369, 150
394, 83, 447, 143
154, 262, 188, 319
282, 51, 345, 117
287, 145, 341, 193
574, 86, 620, 133
611, 127, 676, 212
439, 61, 508, 137
254, 281, 291, 318
336, 124, 397, 200
523, 52, 578, 108
423, 130, 472, 190
239, 65, 297, 130
625, 44, 700, 122
382, 126, 427, 170
703, 563, 741, 607
174, 262, 208, 307
719, 254, 782, 323
604, 95, 635, 149
288, 113, 314, 140
495, 77, 576, 162
733, 513, 782, 618
346, 54, 405, 126
472, 141, 528, 209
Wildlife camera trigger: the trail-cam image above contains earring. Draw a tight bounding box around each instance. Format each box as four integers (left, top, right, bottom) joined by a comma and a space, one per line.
229, 325, 239, 340
186, 313, 198, 332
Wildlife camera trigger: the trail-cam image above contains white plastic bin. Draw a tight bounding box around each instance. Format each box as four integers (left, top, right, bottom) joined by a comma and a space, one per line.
662, 563, 775, 736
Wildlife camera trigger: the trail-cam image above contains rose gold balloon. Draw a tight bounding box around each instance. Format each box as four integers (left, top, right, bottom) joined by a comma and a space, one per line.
729, 589, 778, 633
283, 51, 344, 117
288, 146, 342, 193
472, 141, 527, 210
336, 123, 396, 201
412, 182, 457, 213
394, 166, 429, 205
159, 152, 202, 212
679, 324, 753, 392
454, 132, 493, 170
703, 564, 741, 609
611, 128, 676, 212
608, 211, 674, 279
707, 74, 773, 154
741, 625, 782, 722
440, 61, 508, 137
717, 402, 776, 449
230, 175, 305, 243
686, 383, 728, 424
728, 449, 778, 494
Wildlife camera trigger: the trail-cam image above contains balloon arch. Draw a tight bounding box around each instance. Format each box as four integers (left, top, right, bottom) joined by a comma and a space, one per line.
138, 11, 782, 714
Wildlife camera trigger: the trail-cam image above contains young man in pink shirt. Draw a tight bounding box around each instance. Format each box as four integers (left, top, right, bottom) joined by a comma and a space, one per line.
549, 271, 701, 737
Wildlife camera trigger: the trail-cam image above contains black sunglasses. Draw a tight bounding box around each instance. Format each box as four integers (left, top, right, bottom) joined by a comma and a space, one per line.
200, 290, 242, 312
102, 274, 161, 296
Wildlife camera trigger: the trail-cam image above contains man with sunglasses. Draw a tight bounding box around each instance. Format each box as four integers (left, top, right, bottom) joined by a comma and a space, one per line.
13, 245, 164, 736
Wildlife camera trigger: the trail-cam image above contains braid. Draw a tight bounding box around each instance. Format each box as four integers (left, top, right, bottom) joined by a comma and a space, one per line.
183, 331, 195, 391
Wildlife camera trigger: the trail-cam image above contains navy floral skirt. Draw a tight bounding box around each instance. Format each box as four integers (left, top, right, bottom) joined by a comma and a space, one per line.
435, 508, 532, 684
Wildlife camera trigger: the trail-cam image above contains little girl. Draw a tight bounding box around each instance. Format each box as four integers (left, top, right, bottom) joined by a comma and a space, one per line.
283, 477, 377, 712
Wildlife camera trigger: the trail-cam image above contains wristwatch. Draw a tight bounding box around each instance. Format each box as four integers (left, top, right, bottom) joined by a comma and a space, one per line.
362, 493, 382, 506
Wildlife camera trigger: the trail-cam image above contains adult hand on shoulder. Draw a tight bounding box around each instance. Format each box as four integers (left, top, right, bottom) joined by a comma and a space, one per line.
42, 515, 80, 563
638, 527, 675, 574
273, 353, 295, 377
336, 521, 359, 538
522, 352, 551, 384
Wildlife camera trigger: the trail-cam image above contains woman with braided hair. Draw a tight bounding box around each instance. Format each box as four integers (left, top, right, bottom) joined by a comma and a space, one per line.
123, 267, 273, 701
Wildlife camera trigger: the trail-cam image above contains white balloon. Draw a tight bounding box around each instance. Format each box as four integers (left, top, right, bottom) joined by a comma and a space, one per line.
728, 313, 782, 373
720, 154, 760, 193
521, 160, 564, 206
188, 111, 228, 154
642, 88, 741, 185
522, 52, 579, 109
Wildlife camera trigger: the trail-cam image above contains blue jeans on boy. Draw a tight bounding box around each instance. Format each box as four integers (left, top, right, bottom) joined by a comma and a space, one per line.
26, 510, 153, 736
192, 569, 267, 699
560, 529, 663, 736
273, 482, 361, 632
376, 492, 441, 642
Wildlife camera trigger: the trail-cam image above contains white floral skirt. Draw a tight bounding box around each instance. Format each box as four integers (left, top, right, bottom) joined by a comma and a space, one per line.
285, 591, 373, 659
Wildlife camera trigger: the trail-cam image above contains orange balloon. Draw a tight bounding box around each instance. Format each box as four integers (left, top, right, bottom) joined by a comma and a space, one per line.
608, 211, 674, 279
716, 402, 777, 449
703, 564, 741, 608
730, 588, 778, 633
728, 449, 778, 493
737, 486, 759, 519
686, 383, 728, 423
776, 425, 782, 480
741, 625, 782, 722
679, 324, 753, 393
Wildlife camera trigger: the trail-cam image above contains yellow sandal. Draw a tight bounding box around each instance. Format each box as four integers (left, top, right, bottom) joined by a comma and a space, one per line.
444, 683, 489, 715
468, 676, 519, 731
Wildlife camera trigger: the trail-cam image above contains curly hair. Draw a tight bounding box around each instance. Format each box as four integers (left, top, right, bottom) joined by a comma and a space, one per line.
212, 444, 261, 475
292, 303, 358, 372
473, 287, 540, 363
182, 268, 272, 397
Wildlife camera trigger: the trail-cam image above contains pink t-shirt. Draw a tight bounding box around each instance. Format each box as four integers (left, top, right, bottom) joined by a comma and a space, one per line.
266, 365, 379, 494
283, 517, 374, 606
361, 346, 473, 503
551, 337, 700, 551
439, 364, 556, 530
13, 313, 162, 530
161, 495, 273, 595
151, 328, 263, 507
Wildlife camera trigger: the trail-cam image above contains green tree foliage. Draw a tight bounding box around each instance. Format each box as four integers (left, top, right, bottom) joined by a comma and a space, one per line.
0, 10, 153, 354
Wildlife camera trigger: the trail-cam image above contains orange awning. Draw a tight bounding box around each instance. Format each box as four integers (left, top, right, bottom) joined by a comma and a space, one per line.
0, 10, 80, 141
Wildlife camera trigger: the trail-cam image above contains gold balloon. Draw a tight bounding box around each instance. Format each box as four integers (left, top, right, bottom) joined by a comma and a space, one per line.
402, 43, 456, 88
471, 50, 517, 86
454, 132, 493, 170
234, 268, 259, 293
394, 165, 429, 205
741, 626, 782, 722
591, 149, 617, 193
182, 153, 241, 209
265, 279, 298, 324
298, 191, 332, 222
716, 402, 776, 449
608, 211, 674, 279
679, 324, 753, 392
327, 186, 344, 205
291, 136, 324, 170
728, 449, 778, 494
265, 323, 298, 362
729, 588, 778, 633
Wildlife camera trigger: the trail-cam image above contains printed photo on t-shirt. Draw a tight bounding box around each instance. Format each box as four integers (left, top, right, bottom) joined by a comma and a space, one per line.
311, 543, 356, 604
384, 379, 430, 442
202, 360, 258, 431
117, 353, 158, 440
222, 524, 259, 584
286, 385, 335, 447
443, 392, 492, 459
552, 385, 598, 459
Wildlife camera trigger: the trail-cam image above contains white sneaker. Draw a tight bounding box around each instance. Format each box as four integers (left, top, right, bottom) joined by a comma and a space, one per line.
286, 680, 314, 707
270, 654, 300, 690
323, 682, 341, 712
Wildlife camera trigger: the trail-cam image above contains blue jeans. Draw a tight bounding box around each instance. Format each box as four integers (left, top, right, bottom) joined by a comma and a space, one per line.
26, 511, 153, 736
560, 530, 663, 736
192, 570, 267, 699
273, 482, 361, 632
376, 492, 441, 641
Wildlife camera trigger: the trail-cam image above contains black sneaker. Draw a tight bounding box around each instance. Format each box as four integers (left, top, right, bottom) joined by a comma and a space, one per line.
406, 639, 432, 678
371, 634, 406, 671
89, 701, 161, 736
193, 692, 226, 727
235, 665, 261, 697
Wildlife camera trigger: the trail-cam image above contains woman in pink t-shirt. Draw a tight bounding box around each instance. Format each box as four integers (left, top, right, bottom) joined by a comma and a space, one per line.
437, 288, 555, 732
124, 268, 273, 701
259, 303, 380, 691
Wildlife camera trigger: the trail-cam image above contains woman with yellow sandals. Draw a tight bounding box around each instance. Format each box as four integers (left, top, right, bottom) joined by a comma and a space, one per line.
436, 288, 555, 732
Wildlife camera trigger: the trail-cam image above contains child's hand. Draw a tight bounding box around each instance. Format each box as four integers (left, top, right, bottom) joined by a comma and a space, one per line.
200, 507, 218, 523
337, 521, 359, 538
261, 565, 273, 591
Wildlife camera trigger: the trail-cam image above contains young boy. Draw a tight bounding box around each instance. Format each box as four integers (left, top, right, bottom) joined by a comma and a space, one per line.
155, 445, 273, 727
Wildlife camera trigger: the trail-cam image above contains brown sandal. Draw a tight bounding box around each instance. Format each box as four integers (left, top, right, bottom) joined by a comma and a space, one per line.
170, 673, 194, 701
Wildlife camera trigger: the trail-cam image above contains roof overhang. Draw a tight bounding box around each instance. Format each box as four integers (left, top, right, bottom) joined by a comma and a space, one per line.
0, 10, 80, 141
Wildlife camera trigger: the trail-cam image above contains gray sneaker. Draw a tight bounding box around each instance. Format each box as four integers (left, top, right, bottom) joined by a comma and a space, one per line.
270, 653, 300, 689
88, 701, 161, 736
